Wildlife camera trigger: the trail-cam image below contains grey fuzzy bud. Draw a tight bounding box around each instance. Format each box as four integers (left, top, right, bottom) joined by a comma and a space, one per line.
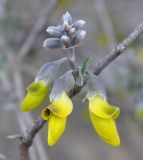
74, 30, 86, 45
71, 20, 85, 30
62, 12, 72, 25
56, 25, 64, 33
46, 26, 63, 38
43, 38, 63, 49
69, 28, 76, 37
63, 21, 70, 31
61, 35, 70, 47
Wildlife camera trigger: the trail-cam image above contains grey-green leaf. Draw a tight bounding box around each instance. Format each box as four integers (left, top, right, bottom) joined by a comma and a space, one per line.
81, 57, 91, 75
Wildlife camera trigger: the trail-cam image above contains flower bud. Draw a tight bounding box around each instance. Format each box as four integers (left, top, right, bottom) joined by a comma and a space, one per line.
62, 12, 72, 25
46, 26, 63, 38
73, 30, 86, 45
71, 20, 85, 30
56, 25, 64, 33
43, 38, 63, 49
61, 35, 71, 47
63, 21, 70, 32
69, 28, 76, 37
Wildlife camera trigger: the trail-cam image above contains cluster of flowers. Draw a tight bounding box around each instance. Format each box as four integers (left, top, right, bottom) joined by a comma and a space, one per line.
21, 12, 120, 147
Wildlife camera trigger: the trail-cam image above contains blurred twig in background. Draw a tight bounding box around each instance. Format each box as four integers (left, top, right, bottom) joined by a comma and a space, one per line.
0, 0, 59, 159
94, 0, 116, 50
18, 0, 59, 61
0, 153, 8, 160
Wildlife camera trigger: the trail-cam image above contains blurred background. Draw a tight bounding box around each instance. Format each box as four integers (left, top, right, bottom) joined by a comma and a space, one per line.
1, 0, 143, 159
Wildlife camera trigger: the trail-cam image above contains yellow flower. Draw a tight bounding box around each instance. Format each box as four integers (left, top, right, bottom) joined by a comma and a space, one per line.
88, 95, 120, 147
41, 91, 73, 146
21, 80, 51, 112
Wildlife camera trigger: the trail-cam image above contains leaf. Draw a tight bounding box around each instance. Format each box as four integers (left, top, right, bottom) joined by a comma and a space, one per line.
81, 58, 91, 75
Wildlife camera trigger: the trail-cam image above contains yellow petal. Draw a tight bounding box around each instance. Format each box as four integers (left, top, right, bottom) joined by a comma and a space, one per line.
41, 107, 50, 120
90, 112, 120, 147
21, 80, 51, 112
48, 92, 73, 118
48, 114, 66, 146
89, 96, 120, 119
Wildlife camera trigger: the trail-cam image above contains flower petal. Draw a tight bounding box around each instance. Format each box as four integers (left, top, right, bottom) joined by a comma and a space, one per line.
41, 108, 50, 120
89, 96, 120, 119
21, 80, 51, 112
48, 92, 73, 118
48, 114, 66, 146
90, 112, 120, 147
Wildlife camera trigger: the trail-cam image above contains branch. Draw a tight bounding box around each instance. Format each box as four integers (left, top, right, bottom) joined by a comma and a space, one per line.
0, 153, 8, 160
94, 0, 116, 50
94, 23, 143, 75
19, 117, 46, 160
19, 22, 143, 159
2, 41, 49, 160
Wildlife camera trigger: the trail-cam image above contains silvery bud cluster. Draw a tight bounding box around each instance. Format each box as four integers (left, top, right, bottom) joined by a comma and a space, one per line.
43, 12, 86, 50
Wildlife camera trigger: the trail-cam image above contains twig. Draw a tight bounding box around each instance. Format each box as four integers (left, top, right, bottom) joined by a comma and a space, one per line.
94, 0, 116, 50
2, 0, 59, 159
18, 0, 59, 61
19, 117, 46, 160
94, 23, 143, 75
0, 153, 8, 160
19, 117, 46, 148
19, 22, 143, 159
5, 51, 40, 160
2, 42, 49, 160
11, 60, 48, 160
